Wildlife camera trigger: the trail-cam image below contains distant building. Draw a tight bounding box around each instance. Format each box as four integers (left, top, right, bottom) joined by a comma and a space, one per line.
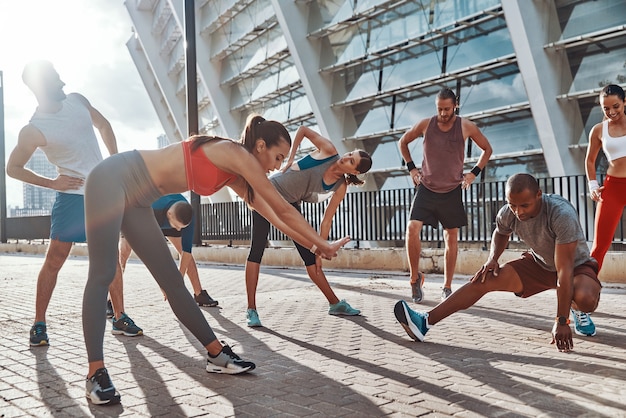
124, 0, 625, 190
157, 133, 169, 149
22, 149, 56, 212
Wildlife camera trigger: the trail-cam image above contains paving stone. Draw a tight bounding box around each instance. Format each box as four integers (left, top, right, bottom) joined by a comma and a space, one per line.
1, 253, 625, 417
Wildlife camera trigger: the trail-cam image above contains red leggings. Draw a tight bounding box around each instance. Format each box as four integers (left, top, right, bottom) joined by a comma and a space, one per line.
591, 175, 626, 269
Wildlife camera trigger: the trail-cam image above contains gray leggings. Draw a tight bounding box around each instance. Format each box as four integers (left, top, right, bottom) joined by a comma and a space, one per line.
82, 151, 217, 362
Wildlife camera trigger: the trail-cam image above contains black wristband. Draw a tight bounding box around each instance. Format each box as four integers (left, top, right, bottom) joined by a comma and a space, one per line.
406, 161, 417, 171
470, 165, 481, 176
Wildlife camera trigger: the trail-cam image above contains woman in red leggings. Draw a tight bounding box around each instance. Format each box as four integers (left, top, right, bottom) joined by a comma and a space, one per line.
585, 84, 626, 270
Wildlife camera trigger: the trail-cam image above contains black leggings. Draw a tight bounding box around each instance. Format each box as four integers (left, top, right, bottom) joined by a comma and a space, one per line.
247, 204, 316, 266
82, 151, 217, 362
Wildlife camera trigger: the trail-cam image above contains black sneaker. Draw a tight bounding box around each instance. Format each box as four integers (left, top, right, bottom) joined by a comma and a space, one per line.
29, 322, 49, 347
86, 367, 121, 405
195, 290, 219, 307
206, 344, 255, 374
111, 313, 143, 336
106, 300, 114, 319
411, 272, 424, 303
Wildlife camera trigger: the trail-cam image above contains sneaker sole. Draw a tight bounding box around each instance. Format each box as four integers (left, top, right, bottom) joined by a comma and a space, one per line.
29, 340, 49, 347
394, 301, 425, 342
247, 322, 263, 327
111, 330, 143, 337
86, 391, 121, 405
206, 364, 255, 374
328, 310, 361, 316
198, 302, 219, 307
574, 328, 596, 337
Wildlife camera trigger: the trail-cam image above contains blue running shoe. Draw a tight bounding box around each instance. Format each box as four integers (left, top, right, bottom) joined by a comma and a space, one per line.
570, 308, 596, 336
394, 300, 429, 342
246, 309, 262, 327
112, 313, 143, 337
30, 322, 49, 347
328, 299, 361, 316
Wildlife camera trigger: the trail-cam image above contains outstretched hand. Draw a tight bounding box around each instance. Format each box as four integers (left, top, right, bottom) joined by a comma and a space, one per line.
317, 236, 351, 260
550, 323, 573, 352
471, 259, 500, 283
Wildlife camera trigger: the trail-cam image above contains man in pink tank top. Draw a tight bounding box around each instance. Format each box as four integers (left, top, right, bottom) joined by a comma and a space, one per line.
398, 88, 492, 303
6, 60, 142, 347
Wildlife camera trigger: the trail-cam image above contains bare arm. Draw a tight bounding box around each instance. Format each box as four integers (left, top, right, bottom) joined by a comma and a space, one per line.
319, 182, 347, 240
462, 119, 493, 189
222, 146, 348, 258
6, 125, 83, 191
472, 230, 510, 282
554, 241, 576, 318
551, 241, 576, 352
76, 93, 118, 156
585, 124, 604, 201
282, 126, 338, 171
398, 119, 428, 185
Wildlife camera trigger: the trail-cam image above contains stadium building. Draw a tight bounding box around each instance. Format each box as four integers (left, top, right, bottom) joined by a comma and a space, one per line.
124, 0, 625, 197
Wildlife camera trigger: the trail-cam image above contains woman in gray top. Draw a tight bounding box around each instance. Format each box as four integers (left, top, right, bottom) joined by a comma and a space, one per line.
245, 126, 372, 327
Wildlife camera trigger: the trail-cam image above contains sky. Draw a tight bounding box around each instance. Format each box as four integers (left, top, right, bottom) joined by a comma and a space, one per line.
0, 0, 163, 208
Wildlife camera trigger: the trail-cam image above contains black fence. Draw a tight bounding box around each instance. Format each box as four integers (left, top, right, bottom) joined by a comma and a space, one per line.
199, 174, 624, 249
4, 174, 624, 249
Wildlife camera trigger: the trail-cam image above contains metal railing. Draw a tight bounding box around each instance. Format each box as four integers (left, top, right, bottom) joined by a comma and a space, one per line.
199, 174, 624, 248
4, 175, 625, 249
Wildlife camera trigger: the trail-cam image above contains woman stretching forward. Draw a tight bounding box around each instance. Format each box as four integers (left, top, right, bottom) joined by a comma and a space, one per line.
245, 126, 372, 327
82, 115, 349, 405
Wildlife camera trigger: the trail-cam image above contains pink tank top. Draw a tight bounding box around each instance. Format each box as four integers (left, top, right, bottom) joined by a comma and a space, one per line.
182, 140, 237, 196
420, 115, 465, 193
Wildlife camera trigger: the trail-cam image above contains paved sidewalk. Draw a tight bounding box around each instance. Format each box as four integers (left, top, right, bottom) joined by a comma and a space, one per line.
1, 253, 625, 417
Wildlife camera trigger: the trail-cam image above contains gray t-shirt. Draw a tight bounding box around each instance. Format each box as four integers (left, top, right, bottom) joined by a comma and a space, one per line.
495, 193, 593, 271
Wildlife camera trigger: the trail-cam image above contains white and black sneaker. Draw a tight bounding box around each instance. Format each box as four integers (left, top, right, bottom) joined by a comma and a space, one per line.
86, 367, 121, 405
206, 344, 256, 374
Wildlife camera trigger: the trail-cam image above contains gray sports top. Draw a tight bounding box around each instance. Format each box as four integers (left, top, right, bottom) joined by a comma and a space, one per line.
270, 154, 342, 203
495, 193, 594, 271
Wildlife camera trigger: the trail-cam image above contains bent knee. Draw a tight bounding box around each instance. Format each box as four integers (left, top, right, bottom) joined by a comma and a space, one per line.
574, 292, 601, 313
406, 220, 422, 236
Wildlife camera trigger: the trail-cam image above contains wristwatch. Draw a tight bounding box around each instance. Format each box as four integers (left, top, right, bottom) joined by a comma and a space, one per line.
556, 316, 570, 325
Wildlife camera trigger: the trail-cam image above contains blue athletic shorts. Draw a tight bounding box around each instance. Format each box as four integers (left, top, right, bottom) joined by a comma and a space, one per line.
50, 192, 87, 243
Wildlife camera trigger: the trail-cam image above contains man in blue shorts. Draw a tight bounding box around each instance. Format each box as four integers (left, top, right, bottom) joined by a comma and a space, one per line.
119, 194, 218, 307
6, 60, 142, 346
394, 173, 602, 351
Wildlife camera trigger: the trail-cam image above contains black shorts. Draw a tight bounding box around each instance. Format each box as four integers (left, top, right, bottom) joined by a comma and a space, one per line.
409, 184, 467, 229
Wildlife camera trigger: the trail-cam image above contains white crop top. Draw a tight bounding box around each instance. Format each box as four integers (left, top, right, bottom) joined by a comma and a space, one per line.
601, 120, 626, 162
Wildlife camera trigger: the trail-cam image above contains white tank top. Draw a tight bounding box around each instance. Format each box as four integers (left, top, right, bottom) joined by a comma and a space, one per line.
29, 93, 104, 195
601, 120, 626, 162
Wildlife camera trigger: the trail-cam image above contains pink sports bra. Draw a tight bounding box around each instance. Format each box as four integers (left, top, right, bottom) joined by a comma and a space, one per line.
182, 139, 237, 196
601, 120, 626, 161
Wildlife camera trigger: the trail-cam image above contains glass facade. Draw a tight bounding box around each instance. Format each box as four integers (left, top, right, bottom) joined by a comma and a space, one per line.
125, 0, 626, 193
